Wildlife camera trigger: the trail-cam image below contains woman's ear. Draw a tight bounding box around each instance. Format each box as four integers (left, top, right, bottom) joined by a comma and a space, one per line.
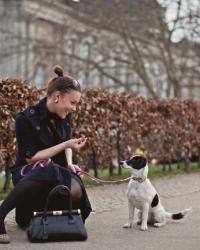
52, 91, 61, 103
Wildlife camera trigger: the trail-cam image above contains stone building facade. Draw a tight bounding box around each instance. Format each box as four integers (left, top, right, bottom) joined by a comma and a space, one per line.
0, 0, 199, 99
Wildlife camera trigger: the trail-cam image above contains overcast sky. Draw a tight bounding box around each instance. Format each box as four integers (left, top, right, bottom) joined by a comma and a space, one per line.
157, 0, 200, 42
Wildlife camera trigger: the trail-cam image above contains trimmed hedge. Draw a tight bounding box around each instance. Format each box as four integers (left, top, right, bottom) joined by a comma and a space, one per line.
0, 79, 200, 173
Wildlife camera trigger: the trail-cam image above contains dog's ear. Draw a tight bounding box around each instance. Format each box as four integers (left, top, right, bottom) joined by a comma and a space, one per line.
140, 157, 147, 168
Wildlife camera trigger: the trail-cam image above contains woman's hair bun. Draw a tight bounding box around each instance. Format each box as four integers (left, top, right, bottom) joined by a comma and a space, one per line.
53, 65, 64, 77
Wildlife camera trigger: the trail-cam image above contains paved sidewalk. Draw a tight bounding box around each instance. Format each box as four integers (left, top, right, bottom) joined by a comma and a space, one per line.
2, 172, 200, 250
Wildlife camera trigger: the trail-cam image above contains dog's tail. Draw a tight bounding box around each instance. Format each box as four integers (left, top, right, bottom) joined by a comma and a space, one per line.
165, 208, 192, 220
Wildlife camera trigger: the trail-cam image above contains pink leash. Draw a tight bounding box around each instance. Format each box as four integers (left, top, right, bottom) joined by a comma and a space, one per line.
20, 159, 132, 183
76, 169, 132, 184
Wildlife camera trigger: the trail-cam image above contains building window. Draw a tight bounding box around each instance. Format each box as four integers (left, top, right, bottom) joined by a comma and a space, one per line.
35, 64, 45, 88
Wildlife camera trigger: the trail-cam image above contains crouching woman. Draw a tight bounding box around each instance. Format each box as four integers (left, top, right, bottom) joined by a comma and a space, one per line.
0, 65, 92, 243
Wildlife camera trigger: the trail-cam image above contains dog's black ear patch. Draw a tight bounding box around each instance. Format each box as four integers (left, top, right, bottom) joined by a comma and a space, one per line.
127, 156, 147, 169
151, 194, 159, 207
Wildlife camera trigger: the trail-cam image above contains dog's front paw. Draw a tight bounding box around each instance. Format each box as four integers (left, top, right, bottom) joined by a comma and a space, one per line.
123, 223, 132, 229
141, 224, 148, 231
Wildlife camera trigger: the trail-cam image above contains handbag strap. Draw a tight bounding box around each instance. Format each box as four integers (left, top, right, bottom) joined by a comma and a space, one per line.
43, 185, 73, 220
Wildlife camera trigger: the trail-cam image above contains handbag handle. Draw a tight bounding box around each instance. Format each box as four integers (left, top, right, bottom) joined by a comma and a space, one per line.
43, 185, 73, 220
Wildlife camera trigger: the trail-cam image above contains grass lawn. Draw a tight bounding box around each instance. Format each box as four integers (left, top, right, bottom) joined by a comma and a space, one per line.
0, 162, 199, 200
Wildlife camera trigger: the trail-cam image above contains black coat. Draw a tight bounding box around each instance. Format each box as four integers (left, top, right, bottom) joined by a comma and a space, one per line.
12, 97, 72, 171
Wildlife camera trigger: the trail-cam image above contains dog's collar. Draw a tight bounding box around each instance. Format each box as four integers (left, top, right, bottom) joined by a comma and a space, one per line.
132, 176, 146, 183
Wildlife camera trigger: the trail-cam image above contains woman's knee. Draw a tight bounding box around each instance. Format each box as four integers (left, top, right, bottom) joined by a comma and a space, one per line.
71, 178, 83, 202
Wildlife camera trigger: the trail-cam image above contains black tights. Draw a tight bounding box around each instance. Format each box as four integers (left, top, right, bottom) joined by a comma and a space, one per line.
0, 178, 82, 234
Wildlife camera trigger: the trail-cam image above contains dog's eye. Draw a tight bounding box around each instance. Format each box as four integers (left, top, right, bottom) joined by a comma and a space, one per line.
127, 160, 132, 165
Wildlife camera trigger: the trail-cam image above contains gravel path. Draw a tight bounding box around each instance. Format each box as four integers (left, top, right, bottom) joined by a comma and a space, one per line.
2, 172, 200, 250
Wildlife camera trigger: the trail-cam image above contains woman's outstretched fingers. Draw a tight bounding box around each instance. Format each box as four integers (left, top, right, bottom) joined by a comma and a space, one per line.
68, 137, 87, 151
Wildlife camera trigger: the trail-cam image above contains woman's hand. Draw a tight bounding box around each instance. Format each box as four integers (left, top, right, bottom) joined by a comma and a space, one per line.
68, 164, 84, 178
66, 137, 87, 151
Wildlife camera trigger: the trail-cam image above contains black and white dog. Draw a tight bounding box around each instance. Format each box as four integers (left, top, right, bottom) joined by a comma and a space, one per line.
121, 155, 191, 231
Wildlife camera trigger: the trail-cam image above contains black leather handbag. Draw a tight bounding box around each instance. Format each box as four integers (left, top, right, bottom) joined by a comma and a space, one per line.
27, 185, 88, 242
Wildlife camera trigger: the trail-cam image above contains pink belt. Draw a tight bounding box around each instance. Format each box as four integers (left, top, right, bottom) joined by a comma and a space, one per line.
20, 159, 52, 176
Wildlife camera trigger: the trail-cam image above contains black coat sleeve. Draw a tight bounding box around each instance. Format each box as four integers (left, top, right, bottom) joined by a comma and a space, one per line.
63, 113, 72, 141
15, 113, 39, 159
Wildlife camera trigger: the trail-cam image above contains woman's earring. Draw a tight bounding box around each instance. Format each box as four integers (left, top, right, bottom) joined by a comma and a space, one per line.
54, 99, 58, 103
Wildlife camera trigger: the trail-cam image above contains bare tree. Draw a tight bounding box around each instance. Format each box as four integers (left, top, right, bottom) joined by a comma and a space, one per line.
62, 0, 200, 98
0, 0, 199, 98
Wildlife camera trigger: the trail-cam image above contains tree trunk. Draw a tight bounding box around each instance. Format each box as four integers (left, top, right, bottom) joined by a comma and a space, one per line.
168, 163, 172, 172
109, 164, 114, 176
116, 130, 122, 176
92, 147, 98, 178
162, 164, 166, 171
198, 155, 200, 168
173, 81, 181, 98
184, 157, 190, 172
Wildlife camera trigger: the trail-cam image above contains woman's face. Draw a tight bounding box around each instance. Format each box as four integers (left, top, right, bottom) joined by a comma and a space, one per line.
54, 90, 81, 119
